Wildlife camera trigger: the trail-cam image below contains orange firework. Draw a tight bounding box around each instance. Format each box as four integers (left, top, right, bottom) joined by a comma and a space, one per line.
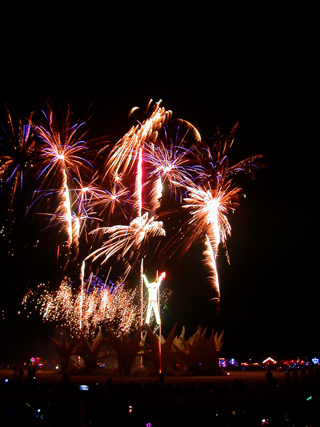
23, 277, 139, 338
103, 100, 171, 178
161, 122, 264, 299
13, 101, 264, 334
181, 181, 242, 295
33, 103, 92, 251
87, 212, 165, 270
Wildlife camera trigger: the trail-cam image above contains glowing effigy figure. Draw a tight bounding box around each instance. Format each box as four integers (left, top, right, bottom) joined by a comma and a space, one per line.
142, 272, 166, 324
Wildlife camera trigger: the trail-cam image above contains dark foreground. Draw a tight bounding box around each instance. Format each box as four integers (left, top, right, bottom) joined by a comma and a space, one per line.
1, 369, 319, 426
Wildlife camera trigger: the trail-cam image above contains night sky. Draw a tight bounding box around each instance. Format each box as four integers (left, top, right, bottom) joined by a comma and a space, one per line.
0, 21, 318, 364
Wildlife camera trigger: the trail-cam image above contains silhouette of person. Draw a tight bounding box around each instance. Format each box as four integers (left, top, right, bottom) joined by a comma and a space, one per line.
143, 272, 166, 324
13, 364, 17, 380
266, 369, 273, 389
19, 365, 24, 379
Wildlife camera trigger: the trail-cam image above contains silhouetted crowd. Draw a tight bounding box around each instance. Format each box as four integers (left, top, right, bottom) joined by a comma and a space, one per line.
1, 367, 320, 426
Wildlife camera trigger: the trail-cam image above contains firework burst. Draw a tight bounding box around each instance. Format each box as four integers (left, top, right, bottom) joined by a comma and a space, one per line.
88, 184, 129, 222
181, 182, 242, 295
194, 122, 265, 185
104, 100, 171, 178
35, 104, 92, 185
144, 139, 200, 200
0, 105, 36, 210
161, 122, 264, 299
3, 99, 264, 336
87, 212, 165, 274
32, 103, 94, 254
23, 276, 139, 337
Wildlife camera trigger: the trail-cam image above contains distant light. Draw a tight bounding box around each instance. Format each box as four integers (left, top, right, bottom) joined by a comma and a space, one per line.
312, 357, 319, 365
219, 358, 227, 367
262, 357, 277, 364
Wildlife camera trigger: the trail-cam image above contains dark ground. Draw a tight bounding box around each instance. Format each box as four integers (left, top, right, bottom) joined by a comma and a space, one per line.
0, 369, 319, 426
